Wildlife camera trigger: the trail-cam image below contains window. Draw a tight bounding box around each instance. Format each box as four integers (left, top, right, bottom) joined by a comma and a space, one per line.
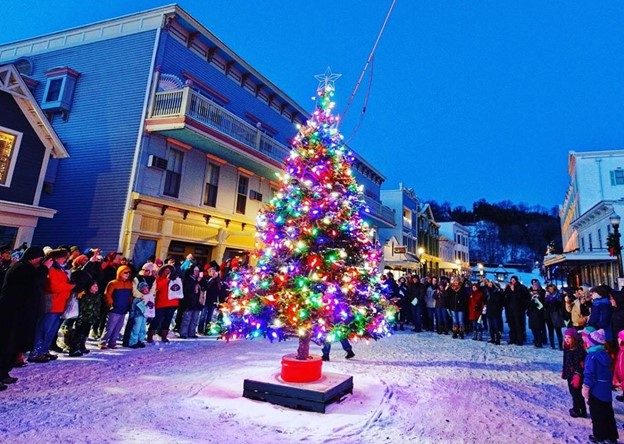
249, 190, 263, 201
610, 169, 624, 185
0, 127, 22, 187
402, 208, 412, 228
236, 175, 249, 214
588, 233, 593, 252
41, 67, 80, 114
163, 148, 183, 198
203, 163, 220, 207
598, 228, 603, 250
45, 78, 63, 102
581, 236, 585, 252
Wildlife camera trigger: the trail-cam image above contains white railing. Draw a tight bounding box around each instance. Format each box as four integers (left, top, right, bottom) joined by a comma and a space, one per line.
364, 195, 396, 226
150, 87, 290, 163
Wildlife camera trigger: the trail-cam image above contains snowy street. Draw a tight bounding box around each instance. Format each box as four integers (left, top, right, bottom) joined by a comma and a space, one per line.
1, 331, 619, 443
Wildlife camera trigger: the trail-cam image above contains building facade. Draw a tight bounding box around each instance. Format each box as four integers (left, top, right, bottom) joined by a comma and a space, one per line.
0, 6, 394, 265
417, 204, 441, 276
545, 150, 624, 287
379, 185, 419, 272
0, 64, 68, 249
438, 221, 470, 275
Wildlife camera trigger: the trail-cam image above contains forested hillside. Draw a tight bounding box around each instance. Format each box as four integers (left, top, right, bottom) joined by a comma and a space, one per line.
426, 199, 562, 267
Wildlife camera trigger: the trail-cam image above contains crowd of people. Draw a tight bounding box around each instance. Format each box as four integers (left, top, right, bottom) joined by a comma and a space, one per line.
0, 245, 237, 392
1, 244, 624, 441
382, 270, 622, 444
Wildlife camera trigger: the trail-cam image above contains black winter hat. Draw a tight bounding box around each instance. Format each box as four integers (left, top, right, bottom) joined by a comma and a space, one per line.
22, 246, 45, 261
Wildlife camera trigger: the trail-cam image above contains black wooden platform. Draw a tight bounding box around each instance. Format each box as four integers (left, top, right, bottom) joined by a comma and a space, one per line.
243, 372, 353, 413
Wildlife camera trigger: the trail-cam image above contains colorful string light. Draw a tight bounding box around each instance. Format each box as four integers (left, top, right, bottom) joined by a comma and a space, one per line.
217, 78, 397, 353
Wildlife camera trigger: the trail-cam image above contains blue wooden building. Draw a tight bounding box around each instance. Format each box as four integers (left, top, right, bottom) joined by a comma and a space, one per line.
0, 64, 68, 249
0, 5, 394, 264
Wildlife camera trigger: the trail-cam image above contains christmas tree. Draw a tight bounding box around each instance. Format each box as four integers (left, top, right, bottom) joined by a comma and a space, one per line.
219, 69, 395, 360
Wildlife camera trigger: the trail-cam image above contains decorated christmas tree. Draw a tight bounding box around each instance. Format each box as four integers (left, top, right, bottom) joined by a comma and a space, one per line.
219, 69, 395, 360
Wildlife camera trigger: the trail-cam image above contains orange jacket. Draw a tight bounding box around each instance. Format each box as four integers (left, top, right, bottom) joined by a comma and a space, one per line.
155, 275, 180, 309
45, 265, 75, 314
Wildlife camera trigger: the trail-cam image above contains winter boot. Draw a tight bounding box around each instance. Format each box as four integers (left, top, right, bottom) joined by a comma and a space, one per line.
160, 330, 170, 343
345, 350, 355, 359
452, 325, 458, 339
472, 330, 478, 340
459, 326, 465, 339
477, 331, 483, 341
495, 332, 501, 345
147, 330, 155, 344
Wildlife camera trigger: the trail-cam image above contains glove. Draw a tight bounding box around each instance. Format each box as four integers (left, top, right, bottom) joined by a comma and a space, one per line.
571, 374, 581, 389
582, 385, 590, 401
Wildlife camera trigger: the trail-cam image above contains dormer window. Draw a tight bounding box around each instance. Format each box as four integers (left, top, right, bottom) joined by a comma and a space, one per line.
41, 67, 80, 117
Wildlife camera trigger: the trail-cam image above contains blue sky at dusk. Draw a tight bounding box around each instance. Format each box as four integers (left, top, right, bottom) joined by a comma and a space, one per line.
4, 1, 624, 209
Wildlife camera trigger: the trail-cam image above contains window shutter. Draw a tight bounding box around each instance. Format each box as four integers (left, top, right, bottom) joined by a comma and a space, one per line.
611, 170, 616, 186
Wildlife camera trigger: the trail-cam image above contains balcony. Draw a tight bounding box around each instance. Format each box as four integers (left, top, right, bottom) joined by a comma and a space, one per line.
146, 86, 290, 178
146, 87, 395, 228
364, 195, 396, 229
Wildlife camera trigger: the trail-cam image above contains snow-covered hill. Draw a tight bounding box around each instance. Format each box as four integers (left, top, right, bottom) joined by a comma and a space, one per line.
2, 331, 620, 443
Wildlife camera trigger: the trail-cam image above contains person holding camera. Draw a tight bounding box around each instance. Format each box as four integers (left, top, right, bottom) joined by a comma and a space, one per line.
528, 280, 546, 348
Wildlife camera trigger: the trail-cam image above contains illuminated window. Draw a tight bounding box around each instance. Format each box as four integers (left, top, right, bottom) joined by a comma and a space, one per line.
0, 127, 22, 187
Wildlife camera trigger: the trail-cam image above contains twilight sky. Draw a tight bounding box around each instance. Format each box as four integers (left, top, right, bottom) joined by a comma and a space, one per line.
4, 1, 624, 209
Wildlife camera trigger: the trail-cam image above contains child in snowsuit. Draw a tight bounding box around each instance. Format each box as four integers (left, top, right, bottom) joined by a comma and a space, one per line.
561, 327, 586, 418
68, 280, 102, 357
581, 328, 618, 444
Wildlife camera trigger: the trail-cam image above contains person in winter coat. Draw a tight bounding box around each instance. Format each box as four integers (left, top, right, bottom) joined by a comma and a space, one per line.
408, 275, 425, 332
527, 281, 546, 348
29, 249, 75, 362
198, 264, 221, 334
0, 247, 46, 390
425, 277, 438, 331
610, 291, 624, 350
581, 328, 618, 444
128, 264, 155, 348
179, 265, 203, 338
544, 284, 565, 350
467, 283, 485, 341
504, 276, 530, 346
99, 265, 133, 349
565, 286, 590, 330
446, 277, 466, 339
484, 280, 505, 345
612, 330, 624, 400
149, 265, 180, 343
434, 282, 449, 334
395, 277, 410, 331
587, 285, 614, 342
561, 328, 587, 418
68, 280, 102, 357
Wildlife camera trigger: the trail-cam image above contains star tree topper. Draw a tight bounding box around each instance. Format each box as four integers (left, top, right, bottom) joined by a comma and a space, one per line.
314, 67, 342, 91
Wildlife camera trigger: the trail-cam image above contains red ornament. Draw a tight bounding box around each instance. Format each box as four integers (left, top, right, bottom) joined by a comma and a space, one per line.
307, 253, 322, 269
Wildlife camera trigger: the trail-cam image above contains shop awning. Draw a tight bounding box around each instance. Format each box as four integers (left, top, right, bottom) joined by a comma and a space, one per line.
543, 253, 616, 268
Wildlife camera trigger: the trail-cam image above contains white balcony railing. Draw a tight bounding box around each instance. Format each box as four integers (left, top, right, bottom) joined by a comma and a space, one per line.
150, 87, 290, 164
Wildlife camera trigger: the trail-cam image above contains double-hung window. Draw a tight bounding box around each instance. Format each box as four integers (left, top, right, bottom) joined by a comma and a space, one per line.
236, 176, 249, 214
163, 148, 183, 198
204, 163, 220, 207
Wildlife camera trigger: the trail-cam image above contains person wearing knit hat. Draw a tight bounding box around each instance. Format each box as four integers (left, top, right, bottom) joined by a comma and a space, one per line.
562, 326, 587, 418
581, 328, 619, 443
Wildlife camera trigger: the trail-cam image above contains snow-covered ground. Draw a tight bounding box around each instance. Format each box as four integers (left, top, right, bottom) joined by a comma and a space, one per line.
2, 330, 622, 443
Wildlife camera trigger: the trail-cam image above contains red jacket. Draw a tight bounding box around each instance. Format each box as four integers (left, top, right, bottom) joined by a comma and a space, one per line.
467, 289, 484, 322
45, 266, 75, 314
155, 275, 180, 309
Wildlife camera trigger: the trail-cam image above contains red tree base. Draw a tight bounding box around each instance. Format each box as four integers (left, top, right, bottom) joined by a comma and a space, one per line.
281, 354, 323, 383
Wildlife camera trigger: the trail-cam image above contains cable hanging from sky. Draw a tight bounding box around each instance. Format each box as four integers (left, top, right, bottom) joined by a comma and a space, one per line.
341, 0, 397, 143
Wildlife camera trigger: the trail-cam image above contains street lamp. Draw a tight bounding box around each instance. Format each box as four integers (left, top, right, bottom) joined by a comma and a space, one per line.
417, 247, 425, 276
611, 214, 624, 279
477, 263, 484, 278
